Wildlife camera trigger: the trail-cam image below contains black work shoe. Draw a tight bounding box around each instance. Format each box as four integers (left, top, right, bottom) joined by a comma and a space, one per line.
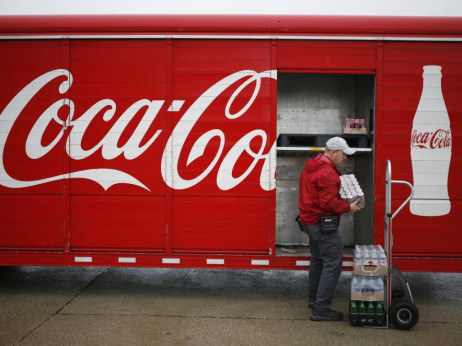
310, 309, 344, 321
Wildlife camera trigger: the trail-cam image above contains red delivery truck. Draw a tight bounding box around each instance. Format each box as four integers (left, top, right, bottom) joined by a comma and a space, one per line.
0, 15, 461, 272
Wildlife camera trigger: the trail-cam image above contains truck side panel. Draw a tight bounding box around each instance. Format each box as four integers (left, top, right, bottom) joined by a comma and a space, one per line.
171, 40, 274, 254
379, 41, 462, 257
0, 40, 66, 250
0, 39, 276, 255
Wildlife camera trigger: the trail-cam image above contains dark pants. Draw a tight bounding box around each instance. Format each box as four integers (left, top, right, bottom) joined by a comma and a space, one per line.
302, 222, 343, 314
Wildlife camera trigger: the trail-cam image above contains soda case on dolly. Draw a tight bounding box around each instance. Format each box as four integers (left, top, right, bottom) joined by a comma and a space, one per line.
349, 245, 387, 327
349, 161, 419, 330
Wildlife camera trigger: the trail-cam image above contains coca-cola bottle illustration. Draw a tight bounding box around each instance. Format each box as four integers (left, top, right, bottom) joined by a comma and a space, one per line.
410, 65, 451, 216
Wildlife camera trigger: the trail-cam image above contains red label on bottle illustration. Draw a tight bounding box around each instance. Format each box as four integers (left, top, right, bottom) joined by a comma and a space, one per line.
411, 128, 451, 149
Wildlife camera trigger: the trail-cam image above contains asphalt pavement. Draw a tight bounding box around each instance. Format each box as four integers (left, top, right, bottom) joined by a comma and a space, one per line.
0, 265, 461, 345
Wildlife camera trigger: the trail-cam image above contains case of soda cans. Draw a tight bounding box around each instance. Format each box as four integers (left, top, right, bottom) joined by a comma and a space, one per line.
343, 118, 367, 134
353, 245, 388, 276
340, 174, 365, 209
350, 276, 384, 301
350, 245, 388, 327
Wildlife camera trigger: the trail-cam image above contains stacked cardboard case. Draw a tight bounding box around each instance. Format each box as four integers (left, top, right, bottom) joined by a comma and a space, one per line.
349, 245, 388, 327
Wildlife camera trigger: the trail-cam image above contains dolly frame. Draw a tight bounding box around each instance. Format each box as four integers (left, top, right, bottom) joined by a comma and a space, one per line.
385, 160, 419, 330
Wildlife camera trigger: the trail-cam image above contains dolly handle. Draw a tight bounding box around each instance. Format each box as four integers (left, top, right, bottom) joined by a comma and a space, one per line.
390, 180, 414, 220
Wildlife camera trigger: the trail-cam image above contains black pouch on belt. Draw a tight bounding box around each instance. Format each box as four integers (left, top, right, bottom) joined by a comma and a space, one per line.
295, 215, 307, 234
319, 215, 338, 234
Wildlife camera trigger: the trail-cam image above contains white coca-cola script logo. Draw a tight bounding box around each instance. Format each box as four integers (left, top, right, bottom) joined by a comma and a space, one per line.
411, 129, 451, 149
0, 69, 277, 191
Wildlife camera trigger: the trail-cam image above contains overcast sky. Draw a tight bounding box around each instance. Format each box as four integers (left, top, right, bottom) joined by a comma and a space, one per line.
1, 0, 462, 16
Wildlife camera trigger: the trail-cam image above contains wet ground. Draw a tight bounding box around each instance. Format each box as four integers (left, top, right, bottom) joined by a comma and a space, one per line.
0, 266, 461, 345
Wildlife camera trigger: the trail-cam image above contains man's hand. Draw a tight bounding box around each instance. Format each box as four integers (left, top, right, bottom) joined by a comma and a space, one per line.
350, 198, 361, 213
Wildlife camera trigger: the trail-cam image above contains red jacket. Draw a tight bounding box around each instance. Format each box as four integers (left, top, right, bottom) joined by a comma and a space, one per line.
298, 153, 350, 225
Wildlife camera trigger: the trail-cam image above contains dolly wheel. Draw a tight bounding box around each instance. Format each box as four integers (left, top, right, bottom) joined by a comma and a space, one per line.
390, 299, 419, 330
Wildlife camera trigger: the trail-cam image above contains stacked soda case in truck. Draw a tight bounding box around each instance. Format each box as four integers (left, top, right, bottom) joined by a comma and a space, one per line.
349, 245, 388, 327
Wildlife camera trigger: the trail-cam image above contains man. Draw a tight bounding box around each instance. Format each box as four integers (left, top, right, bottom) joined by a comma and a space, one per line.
298, 136, 362, 322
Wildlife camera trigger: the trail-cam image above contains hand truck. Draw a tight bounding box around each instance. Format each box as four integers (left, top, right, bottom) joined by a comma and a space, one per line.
385, 160, 419, 330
